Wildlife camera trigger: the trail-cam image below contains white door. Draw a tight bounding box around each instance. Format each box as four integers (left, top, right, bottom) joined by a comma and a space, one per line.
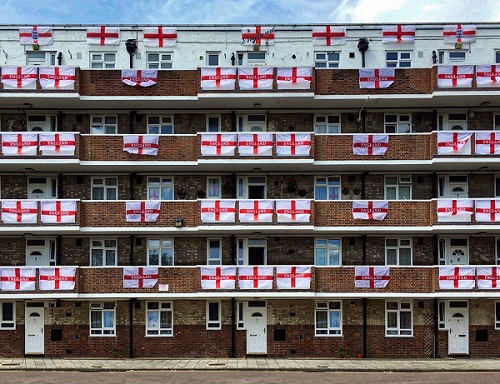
238, 115, 266, 132
246, 309, 267, 354
25, 306, 44, 354
26, 239, 55, 266
448, 309, 468, 355
27, 115, 56, 132
27, 177, 57, 199
449, 247, 467, 265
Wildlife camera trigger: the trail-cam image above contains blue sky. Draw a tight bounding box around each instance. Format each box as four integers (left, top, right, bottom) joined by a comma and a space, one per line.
0, 0, 497, 24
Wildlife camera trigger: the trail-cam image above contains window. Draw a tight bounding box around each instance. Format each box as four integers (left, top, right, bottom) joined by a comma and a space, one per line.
496, 302, 500, 329
91, 177, 118, 200
496, 238, 500, 264
315, 239, 341, 266
438, 301, 446, 329
314, 115, 340, 134
385, 176, 411, 200
315, 301, 342, 336
147, 239, 174, 266
90, 302, 115, 336
206, 114, 221, 132
207, 177, 221, 198
386, 51, 411, 67
0, 302, 15, 329
206, 301, 221, 330
91, 115, 117, 134
90, 52, 116, 68
439, 50, 466, 64
147, 115, 173, 134
314, 52, 340, 68
90, 239, 117, 266
207, 52, 219, 66
26, 51, 56, 66
237, 176, 266, 199
147, 177, 174, 200
494, 114, 500, 131
237, 301, 246, 330
207, 239, 222, 265
384, 114, 411, 133
496, 51, 500, 64
237, 238, 266, 265
146, 302, 173, 336
147, 52, 173, 69
385, 238, 412, 266
438, 113, 467, 131
237, 52, 266, 66
386, 301, 412, 337
315, 176, 340, 200
237, 114, 266, 132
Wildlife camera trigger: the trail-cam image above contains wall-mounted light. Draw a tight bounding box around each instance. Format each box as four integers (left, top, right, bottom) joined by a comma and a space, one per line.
174, 218, 184, 227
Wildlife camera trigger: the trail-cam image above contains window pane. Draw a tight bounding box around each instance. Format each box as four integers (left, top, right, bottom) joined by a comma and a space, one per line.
91, 311, 101, 328
329, 249, 339, 265
329, 311, 340, 328
399, 248, 411, 266
387, 249, 397, 265
387, 312, 397, 328
315, 248, 327, 266
208, 302, 219, 321
316, 311, 327, 328
400, 311, 411, 330
103, 311, 114, 327
2, 303, 13, 321
160, 311, 172, 328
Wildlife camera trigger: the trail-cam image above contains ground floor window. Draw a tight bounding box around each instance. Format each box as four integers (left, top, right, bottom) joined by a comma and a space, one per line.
206, 301, 221, 330
90, 302, 116, 336
315, 301, 342, 336
0, 302, 14, 329
496, 302, 500, 330
146, 302, 173, 336
385, 301, 412, 337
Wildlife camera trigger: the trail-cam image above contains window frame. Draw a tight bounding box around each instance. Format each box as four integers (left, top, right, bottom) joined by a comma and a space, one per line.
90, 52, 116, 69
90, 115, 118, 134
0, 302, 15, 330
438, 237, 469, 265
147, 115, 174, 134
146, 52, 173, 69
237, 51, 266, 66
206, 301, 221, 330
147, 176, 174, 200
91, 177, 118, 200
385, 238, 412, 266
384, 113, 411, 133
26, 51, 57, 66
207, 177, 221, 199
237, 175, 267, 199
496, 301, 500, 330
385, 51, 412, 68
314, 301, 342, 336
237, 301, 246, 330
207, 238, 222, 265
89, 302, 116, 336
385, 301, 413, 337
314, 51, 340, 68
206, 52, 220, 66
90, 239, 117, 266
206, 114, 221, 132
384, 176, 412, 200
146, 301, 173, 337
237, 238, 267, 265
314, 114, 341, 134
314, 176, 341, 201
147, 238, 174, 266
314, 238, 341, 266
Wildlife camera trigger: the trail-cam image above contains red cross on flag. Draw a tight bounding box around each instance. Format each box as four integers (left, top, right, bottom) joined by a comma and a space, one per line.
201, 67, 237, 90
123, 135, 159, 156
143, 26, 177, 47
477, 266, 500, 289
39, 66, 76, 89
276, 200, 311, 222
276, 67, 312, 90
39, 267, 76, 290
238, 266, 274, 289
238, 67, 274, 90
121, 69, 158, 87
40, 200, 77, 223
352, 201, 389, 221
439, 266, 475, 289
39, 133, 76, 155
1, 133, 38, 156
476, 65, 500, 87
354, 266, 390, 288
382, 25, 415, 44
126, 201, 161, 223
437, 199, 473, 220
241, 26, 275, 45
0, 267, 36, 291
200, 133, 237, 156
201, 266, 236, 289
437, 65, 473, 88
238, 133, 273, 156
1, 200, 37, 223
87, 26, 120, 45
1, 66, 38, 89
123, 267, 158, 288
475, 132, 500, 155
437, 132, 472, 155
276, 133, 311, 156
312, 26, 346, 46
19, 26, 53, 45
475, 200, 500, 222
443, 24, 476, 44
239, 200, 274, 222
276, 266, 311, 289
359, 69, 395, 89
353, 134, 389, 156
201, 200, 236, 222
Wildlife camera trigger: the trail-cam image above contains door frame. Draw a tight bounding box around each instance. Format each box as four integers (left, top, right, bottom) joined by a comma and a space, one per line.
25, 303, 45, 355
246, 301, 267, 355
447, 301, 469, 355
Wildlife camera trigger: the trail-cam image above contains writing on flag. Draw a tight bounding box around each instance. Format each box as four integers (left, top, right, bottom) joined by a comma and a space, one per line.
436, 199, 473, 223
241, 26, 275, 45
239, 200, 274, 222
437, 132, 472, 155
352, 201, 389, 221
200, 266, 236, 289
439, 266, 475, 289
437, 65, 473, 88
276, 200, 311, 222
475, 200, 500, 222
201, 200, 236, 222
359, 69, 395, 89
1, 133, 38, 156
201, 67, 237, 90
1, 200, 37, 223
238, 266, 274, 289
200, 134, 237, 156
276, 266, 311, 289
126, 201, 161, 223
476, 65, 500, 87
238, 133, 273, 156
477, 266, 500, 289
123, 267, 158, 288
123, 135, 159, 156
276, 133, 311, 156
39, 66, 76, 89
354, 266, 390, 288
39, 267, 76, 290
0, 267, 36, 291
475, 132, 500, 155
39, 133, 76, 156
353, 134, 389, 156
1, 66, 38, 89
238, 67, 273, 90
40, 200, 77, 224
276, 67, 312, 89
121, 69, 158, 87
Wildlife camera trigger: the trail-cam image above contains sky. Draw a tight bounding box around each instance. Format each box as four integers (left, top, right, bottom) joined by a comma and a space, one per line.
0, 0, 497, 25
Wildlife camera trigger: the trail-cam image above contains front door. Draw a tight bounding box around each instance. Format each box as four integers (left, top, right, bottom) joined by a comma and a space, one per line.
247, 305, 267, 354
25, 305, 44, 355
448, 308, 468, 355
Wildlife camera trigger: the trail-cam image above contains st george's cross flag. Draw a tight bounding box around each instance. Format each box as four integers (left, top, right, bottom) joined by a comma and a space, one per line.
19, 26, 53, 45
241, 26, 275, 45
1, 200, 37, 223
39, 267, 76, 290
1, 133, 38, 156
87, 26, 120, 45
475, 132, 500, 155
475, 200, 500, 222
353, 134, 389, 155
276, 133, 311, 156
437, 199, 474, 218
477, 266, 500, 289
200, 133, 237, 156
443, 24, 476, 44
437, 65, 473, 88
238, 133, 273, 156
352, 201, 389, 221
39, 133, 76, 155
200, 266, 236, 289
476, 65, 500, 87
238, 67, 274, 90
123, 267, 158, 288
1, 66, 38, 89
0, 267, 36, 291
276, 67, 312, 89
276, 266, 311, 289
437, 132, 472, 155
40, 200, 77, 223
382, 25, 415, 44
123, 135, 159, 156
143, 26, 177, 47
201, 67, 237, 90
354, 266, 390, 288
439, 266, 475, 289
121, 69, 158, 87
359, 69, 395, 88
125, 201, 161, 223
39, 67, 76, 89
239, 200, 274, 222
201, 200, 236, 222
238, 266, 274, 289
312, 26, 346, 46
276, 200, 311, 222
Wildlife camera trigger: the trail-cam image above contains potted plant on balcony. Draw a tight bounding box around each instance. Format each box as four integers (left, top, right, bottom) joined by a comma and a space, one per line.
286, 177, 298, 193
222, 179, 236, 195
177, 186, 187, 199
196, 188, 207, 198
297, 188, 307, 197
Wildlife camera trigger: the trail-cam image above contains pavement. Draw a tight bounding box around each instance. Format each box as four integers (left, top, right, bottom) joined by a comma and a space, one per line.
0, 357, 500, 372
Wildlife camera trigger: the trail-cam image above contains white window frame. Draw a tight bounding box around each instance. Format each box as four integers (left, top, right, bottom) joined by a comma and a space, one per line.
237, 238, 267, 265
147, 176, 174, 200
90, 302, 116, 336
146, 301, 173, 336
496, 301, 500, 330
206, 114, 221, 132
237, 176, 266, 199
438, 300, 446, 329
385, 301, 413, 337
90, 239, 117, 266
206, 52, 220, 66
147, 239, 174, 266
91, 115, 117, 134
146, 52, 173, 69
438, 175, 468, 198
237, 114, 267, 132
237, 301, 246, 330
438, 50, 466, 64
384, 114, 411, 133
314, 238, 341, 266
315, 301, 342, 336
26, 51, 57, 66
147, 115, 174, 134
0, 302, 15, 330
385, 238, 412, 266
90, 52, 116, 69
91, 177, 118, 200
384, 176, 412, 200
314, 114, 341, 134
206, 301, 221, 330
207, 177, 221, 199
386, 51, 412, 67
314, 176, 341, 201
438, 113, 468, 131
237, 51, 266, 66
207, 238, 222, 265
314, 51, 340, 68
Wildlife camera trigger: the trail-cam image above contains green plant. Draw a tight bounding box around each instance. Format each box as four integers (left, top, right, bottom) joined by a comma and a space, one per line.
112, 347, 126, 358
337, 346, 354, 358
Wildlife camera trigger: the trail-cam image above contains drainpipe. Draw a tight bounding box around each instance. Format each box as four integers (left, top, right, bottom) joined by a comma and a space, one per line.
129, 111, 136, 134
360, 172, 368, 200
230, 111, 236, 132
433, 298, 439, 358
231, 298, 236, 358
129, 173, 136, 200
362, 234, 367, 265
357, 38, 369, 68
58, 173, 63, 198
363, 298, 367, 358
130, 235, 135, 266
129, 299, 135, 358
432, 109, 437, 131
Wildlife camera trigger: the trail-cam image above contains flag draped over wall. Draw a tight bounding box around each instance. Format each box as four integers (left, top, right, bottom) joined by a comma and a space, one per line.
87, 26, 120, 45
143, 27, 177, 47
123, 135, 159, 156
238, 67, 273, 90
238, 266, 274, 289
200, 266, 236, 289
437, 132, 472, 154
354, 266, 390, 288
276, 133, 311, 156
0, 268, 36, 291
352, 134, 389, 155
352, 201, 389, 221
276, 200, 311, 222
40, 200, 77, 223
125, 201, 161, 223
39, 133, 76, 155
39, 267, 76, 290
1, 133, 38, 156
201, 67, 237, 90
382, 25, 415, 44
1, 200, 37, 223
241, 26, 275, 45
19, 26, 53, 45
121, 70, 158, 87
123, 267, 158, 288
437, 65, 473, 88
201, 200, 236, 222
359, 69, 395, 89
39, 67, 76, 89
439, 266, 475, 289
276, 266, 311, 289
312, 26, 346, 46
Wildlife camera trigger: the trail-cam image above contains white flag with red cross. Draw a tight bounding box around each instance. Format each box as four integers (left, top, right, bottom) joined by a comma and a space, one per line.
276, 200, 311, 222
121, 69, 158, 87
241, 26, 275, 45
239, 200, 274, 222
143, 26, 177, 47
352, 201, 389, 221
39, 267, 76, 290
201, 67, 237, 90
382, 25, 415, 44
476, 65, 500, 87
0, 267, 36, 291
437, 65, 473, 88
439, 266, 475, 289
1, 200, 37, 223
39, 66, 76, 89
359, 69, 395, 89
39, 133, 76, 155
123, 267, 158, 288
123, 135, 159, 156
477, 266, 500, 289
276, 133, 311, 156
87, 26, 120, 45
354, 266, 390, 288
201, 266, 236, 289
312, 26, 346, 46
200, 134, 237, 156
276, 266, 311, 289
353, 134, 389, 156
238, 67, 274, 90
1, 66, 38, 89
19, 26, 53, 45
475, 200, 500, 222
1, 133, 38, 156
443, 24, 476, 44
40, 200, 77, 223
238, 133, 273, 156
437, 132, 472, 154
437, 199, 473, 217
126, 201, 161, 223
201, 200, 236, 222
238, 266, 274, 289
276, 67, 312, 90
475, 132, 500, 155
